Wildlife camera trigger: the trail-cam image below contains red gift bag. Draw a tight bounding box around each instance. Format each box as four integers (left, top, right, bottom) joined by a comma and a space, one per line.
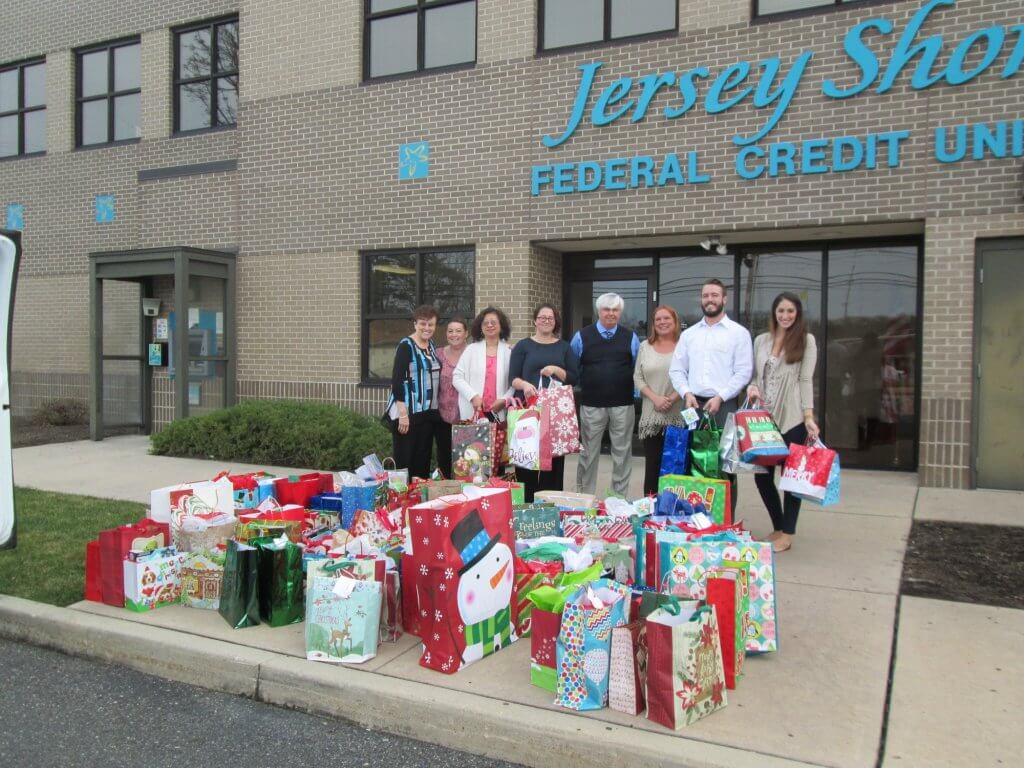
512, 557, 563, 637
84, 540, 103, 602
530, 607, 562, 691
273, 472, 333, 507
408, 487, 516, 673
705, 569, 746, 690
734, 408, 789, 466
97, 518, 171, 607
400, 553, 422, 637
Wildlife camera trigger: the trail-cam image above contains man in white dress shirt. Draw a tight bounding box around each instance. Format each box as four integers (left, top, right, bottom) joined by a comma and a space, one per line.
669, 278, 753, 515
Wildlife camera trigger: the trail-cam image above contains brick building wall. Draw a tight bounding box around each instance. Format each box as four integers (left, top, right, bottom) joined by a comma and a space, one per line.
3, 0, 1022, 486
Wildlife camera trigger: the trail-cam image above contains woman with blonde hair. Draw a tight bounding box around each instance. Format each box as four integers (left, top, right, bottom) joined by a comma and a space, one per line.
634, 305, 685, 495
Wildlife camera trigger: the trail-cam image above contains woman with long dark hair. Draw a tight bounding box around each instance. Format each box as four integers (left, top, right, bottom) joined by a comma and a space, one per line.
746, 292, 820, 553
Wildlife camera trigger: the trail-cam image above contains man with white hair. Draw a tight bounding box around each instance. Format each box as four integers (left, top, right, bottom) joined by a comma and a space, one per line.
570, 292, 640, 496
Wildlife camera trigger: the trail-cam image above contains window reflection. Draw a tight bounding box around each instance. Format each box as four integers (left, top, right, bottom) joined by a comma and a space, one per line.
659, 255, 730, 329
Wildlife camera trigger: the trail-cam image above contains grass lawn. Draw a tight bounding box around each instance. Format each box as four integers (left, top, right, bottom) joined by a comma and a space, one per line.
0, 487, 146, 606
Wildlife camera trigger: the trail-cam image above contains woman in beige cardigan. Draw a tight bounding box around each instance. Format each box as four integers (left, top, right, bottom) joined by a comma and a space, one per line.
746, 293, 820, 553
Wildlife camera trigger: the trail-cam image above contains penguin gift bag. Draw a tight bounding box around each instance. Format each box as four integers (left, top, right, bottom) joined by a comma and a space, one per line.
407, 486, 517, 674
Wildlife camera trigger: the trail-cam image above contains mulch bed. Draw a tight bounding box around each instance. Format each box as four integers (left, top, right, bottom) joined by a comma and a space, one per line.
11, 419, 138, 448
900, 520, 1024, 610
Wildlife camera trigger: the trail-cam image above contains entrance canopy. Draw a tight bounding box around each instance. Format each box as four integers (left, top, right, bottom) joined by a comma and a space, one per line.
88, 247, 236, 440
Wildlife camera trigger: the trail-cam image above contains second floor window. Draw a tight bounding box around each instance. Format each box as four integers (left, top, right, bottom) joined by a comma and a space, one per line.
0, 59, 46, 158
175, 17, 239, 133
77, 39, 141, 147
540, 0, 677, 52
366, 0, 476, 80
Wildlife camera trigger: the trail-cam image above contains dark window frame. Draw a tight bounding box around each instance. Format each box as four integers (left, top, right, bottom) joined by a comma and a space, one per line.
172, 15, 240, 136
752, 0, 905, 24
361, 246, 476, 385
0, 56, 46, 160
537, 0, 679, 55
363, 0, 478, 83
75, 36, 142, 149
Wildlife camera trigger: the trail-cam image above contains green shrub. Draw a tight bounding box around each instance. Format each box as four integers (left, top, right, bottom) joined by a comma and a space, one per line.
33, 398, 89, 426
150, 399, 392, 470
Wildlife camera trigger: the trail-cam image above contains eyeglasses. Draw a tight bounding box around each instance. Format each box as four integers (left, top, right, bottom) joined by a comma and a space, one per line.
536, 316, 555, 322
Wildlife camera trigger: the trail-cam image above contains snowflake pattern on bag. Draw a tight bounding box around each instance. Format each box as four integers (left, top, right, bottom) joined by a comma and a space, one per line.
537, 385, 580, 456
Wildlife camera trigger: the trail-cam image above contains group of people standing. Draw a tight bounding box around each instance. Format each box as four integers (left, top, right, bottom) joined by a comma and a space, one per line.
385, 278, 820, 554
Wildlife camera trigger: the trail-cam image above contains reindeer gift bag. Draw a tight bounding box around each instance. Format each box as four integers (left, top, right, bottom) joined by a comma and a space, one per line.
407, 486, 517, 673
305, 560, 383, 664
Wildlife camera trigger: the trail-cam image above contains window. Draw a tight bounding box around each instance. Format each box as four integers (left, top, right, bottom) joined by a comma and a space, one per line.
755, 0, 881, 19
365, 0, 477, 80
174, 17, 239, 134
0, 59, 45, 158
77, 39, 141, 147
362, 248, 475, 381
539, 0, 676, 52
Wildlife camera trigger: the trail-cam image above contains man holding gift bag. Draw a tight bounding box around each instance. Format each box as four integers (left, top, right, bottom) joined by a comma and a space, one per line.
669, 279, 752, 518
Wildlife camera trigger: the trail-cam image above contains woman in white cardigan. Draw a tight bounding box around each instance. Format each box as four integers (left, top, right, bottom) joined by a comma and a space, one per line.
746, 292, 820, 554
453, 306, 515, 421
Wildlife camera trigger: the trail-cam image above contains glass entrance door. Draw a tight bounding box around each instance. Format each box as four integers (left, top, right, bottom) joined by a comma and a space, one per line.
568, 277, 652, 339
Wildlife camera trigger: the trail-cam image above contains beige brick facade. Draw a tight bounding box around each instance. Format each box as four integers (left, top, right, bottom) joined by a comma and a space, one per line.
3, 0, 1023, 486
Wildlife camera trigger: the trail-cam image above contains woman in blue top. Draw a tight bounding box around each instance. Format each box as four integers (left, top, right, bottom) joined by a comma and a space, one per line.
385, 305, 444, 480
508, 303, 579, 501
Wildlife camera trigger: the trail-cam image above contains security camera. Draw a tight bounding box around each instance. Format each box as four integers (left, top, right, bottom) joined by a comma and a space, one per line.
142, 298, 160, 317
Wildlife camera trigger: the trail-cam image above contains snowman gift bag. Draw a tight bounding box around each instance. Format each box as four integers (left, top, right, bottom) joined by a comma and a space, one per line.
555, 578, 631, 711
407, 486, 517, 673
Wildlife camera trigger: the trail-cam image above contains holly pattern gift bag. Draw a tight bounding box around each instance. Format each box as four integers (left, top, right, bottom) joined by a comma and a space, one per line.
645, 604, 728, 730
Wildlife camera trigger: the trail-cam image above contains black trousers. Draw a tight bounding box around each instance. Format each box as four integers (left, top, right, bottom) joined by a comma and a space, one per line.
515, 455, 566, 503
696, 396, 739, 516
754, 423, 809, 535
642, 433, 666, 497
392, 416, 445, 480
435, 422, 453, 479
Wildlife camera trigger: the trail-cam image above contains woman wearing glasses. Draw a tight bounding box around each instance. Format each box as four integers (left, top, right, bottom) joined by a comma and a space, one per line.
509, 303, 579, 501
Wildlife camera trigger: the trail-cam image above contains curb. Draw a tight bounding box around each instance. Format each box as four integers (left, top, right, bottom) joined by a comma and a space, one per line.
0, 596, 820, 768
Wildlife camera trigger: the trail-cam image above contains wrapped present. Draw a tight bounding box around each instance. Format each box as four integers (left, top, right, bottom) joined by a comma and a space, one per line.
561, 515, 633, 543
654, 531, 777, 653
535, 380, 580, 457
123, 546, 185, 612
609, 620, 648, 716
555, 579, 631, 711
735, 408, 789, 466
657, 475, 732, 526
513, 556, 563, 637
659, 425, 691, 477
512, 503, 561, 540
218, 539, 261, 629
646, 604, 727, 729
408, 487, 517, 673
705, 563, 750, 689
97, 518, 171, 607
452, 420, 498, 481
534, 491, 595, 511
150, 478, 234, 524
180, 549, 226, 610
216, 471, 275, 509
507, 402, 552, 472
305, 573, 382, 664
252, 535, 305, 627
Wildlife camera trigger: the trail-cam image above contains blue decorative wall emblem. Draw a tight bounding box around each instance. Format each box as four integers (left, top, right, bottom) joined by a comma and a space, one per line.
398, 142, 430, 180
5, 204, 23, 231
95, 195, 116, 223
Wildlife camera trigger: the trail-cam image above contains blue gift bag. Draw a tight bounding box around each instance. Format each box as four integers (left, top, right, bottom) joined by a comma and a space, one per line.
655, 490, 707, 518
659, 425, 691, 477
340, 483, 380, 529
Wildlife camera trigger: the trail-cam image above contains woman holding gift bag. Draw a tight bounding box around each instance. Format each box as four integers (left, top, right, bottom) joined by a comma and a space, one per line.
385, 305, 445, 481
634, 306, 685, 495
436, 315, 469, 478
509, 303, 579, 500
746, 292, 820, 553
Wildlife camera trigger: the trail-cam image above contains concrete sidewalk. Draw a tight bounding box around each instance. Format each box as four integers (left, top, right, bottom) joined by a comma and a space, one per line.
5, 436, 1022, 767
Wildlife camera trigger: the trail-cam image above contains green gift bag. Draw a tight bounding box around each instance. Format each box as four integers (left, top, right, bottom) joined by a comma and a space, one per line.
252, 536, 305, 627
218, 539, 260, 629
689, 412, 723, 479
